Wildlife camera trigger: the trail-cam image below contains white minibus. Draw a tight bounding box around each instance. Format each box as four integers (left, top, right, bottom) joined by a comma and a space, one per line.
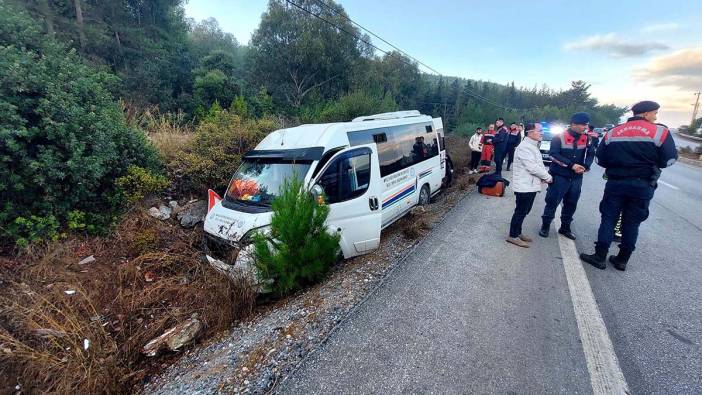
203, 110, 453, 267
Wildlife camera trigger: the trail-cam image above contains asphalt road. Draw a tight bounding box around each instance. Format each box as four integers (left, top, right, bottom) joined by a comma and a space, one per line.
279, 161, 702, 394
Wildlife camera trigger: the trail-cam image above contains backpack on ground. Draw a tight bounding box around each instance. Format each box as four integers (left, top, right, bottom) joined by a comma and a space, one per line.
477, 173, 509, 197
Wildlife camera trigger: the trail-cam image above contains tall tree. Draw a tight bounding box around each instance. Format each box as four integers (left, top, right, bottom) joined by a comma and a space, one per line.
249, 0, 364, 108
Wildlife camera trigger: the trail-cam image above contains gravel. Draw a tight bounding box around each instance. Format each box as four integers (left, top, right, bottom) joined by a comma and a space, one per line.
141, 173, 476, 395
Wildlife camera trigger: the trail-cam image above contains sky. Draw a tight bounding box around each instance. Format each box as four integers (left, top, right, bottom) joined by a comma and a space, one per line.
184, 0, 702, 127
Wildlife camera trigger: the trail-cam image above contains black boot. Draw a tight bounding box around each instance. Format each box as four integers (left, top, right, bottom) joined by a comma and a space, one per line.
580, 246, 608, 270
609, 249, 632, 271
558, 226, 576, 240
539, 222, 550, 238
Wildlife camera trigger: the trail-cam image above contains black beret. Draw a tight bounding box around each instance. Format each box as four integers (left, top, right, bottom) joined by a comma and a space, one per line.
631, 100, 660, 114
570, 112, 590, 124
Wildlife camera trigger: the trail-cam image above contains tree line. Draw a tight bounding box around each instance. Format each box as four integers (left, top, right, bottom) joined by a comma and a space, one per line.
12, 0, 626, 132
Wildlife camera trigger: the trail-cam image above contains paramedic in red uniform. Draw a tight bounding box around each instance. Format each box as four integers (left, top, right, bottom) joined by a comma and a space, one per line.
580, 101, 677, 271
539, 112, 596, 240
480, 124, 496, 169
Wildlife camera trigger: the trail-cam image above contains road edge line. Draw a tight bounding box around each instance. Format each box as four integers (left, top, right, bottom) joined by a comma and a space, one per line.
555, 216, 630, 395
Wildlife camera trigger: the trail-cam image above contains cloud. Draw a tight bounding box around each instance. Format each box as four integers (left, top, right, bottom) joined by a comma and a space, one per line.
635, 48, 702, 91
641, 23, 679, 33
563, 33, 669, 57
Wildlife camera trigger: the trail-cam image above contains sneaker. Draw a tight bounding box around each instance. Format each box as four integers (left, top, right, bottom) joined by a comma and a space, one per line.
506, 237, 530, 248
518, 234, 533, 243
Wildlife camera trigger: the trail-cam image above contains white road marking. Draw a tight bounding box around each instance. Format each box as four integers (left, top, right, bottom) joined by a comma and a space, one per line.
658, 180, 680, 190
555, 215, 630, 395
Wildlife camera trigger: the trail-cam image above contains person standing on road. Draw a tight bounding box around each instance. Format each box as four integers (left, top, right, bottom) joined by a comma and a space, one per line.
469, 127, 483, 174
480, 124, 496, 170
507, 122, 553, 247
539, 112, 595, 240
587, 124, 600, 149
505, 122, 521, 171
492, 118, 510, 175
580, 101, 677, 271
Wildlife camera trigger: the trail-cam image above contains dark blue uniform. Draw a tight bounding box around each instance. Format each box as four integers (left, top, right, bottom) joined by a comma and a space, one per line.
505, 128, 521, 170
541, 129, 596, 230
594, 116, 677, 253
492, 126, 510, 175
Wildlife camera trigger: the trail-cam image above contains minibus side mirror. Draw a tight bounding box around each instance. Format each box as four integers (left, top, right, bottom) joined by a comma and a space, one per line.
310, 184, 325, 205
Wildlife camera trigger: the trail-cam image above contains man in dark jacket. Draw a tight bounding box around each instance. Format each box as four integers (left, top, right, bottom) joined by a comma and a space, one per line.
539, 112, 595, 240
505, 122, 521, 171
580, 101, 677, 271
492, 117, 510, 175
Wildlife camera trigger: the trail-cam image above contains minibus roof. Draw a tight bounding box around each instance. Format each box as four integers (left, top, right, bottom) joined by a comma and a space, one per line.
254, 113, 435, 153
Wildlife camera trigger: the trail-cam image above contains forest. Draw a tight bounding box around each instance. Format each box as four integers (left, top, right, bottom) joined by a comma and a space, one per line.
12, 0, 626, 130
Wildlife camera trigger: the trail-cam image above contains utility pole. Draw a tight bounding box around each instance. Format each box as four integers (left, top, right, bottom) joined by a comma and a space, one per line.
692, 91, 701, 130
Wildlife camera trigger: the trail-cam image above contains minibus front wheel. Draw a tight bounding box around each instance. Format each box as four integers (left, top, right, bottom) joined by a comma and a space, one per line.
418, 184, 431, 206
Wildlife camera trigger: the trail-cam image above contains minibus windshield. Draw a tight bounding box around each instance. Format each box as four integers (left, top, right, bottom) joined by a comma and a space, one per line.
224, 159, 312, 206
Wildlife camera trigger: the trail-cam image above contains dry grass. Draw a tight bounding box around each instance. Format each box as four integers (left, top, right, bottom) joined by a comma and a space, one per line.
445, 134, 472, 170
120, 101, 195, 163
0, 211, 256, 393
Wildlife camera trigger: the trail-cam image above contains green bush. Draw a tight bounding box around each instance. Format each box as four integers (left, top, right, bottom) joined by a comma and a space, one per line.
317, 90, 397, 123
253, 176, 340, 297
7, 215, 61, 248
0, 4, 161, 247
170, 104, 274, 194
115, 166, 170, 204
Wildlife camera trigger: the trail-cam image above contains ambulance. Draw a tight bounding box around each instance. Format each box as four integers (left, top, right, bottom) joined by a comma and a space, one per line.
203, 111, 453, 267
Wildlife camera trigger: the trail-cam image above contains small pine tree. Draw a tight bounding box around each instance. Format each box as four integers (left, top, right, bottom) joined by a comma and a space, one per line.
252, 176, 340, 297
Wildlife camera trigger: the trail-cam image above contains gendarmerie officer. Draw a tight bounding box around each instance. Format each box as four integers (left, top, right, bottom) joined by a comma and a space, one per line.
580, 101, 677, 270
539, 112, 596, 240
492, 117, 510, 175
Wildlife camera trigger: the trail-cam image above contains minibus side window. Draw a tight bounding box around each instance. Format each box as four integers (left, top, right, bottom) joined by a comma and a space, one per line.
317, 149, 371, 204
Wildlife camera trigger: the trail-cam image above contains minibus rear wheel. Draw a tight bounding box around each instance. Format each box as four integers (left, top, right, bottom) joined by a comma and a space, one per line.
419, 184, 431, 206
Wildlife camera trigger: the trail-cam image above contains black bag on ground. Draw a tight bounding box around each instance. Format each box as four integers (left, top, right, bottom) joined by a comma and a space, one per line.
477, 174, 510, 197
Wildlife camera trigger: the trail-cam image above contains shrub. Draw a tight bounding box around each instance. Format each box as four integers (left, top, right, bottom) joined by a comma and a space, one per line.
317, 90, 397, 122
0, 4, 161, 247
253, 176, 341, 297
115, 165, 170, 204
169, 104, 274, 194
6, 215, 61, 248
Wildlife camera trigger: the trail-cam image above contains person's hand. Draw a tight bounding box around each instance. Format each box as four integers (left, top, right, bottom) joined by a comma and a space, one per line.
543, 178, 553, 184
571, 164, 585, 174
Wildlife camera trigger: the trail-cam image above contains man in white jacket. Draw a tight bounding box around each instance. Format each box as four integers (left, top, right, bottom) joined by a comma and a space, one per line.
468, 127, 483, 174
507, 122, 553, 247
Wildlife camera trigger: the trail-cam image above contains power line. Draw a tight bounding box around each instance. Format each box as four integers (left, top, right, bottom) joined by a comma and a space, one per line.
308, 0, 510, 109
283, 0, 513, 111
309, 0, 441, 76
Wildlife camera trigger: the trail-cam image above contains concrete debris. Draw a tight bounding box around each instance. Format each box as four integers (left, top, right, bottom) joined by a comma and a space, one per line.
177, 200, 208, 228
78, 255, 96, 265
149, 204, 172, 221
142, 318, 203, 357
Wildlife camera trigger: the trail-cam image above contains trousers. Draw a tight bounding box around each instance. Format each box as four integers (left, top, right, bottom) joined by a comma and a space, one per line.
494, 147, 506, 174
596, 179, 654, 252
510, 192, 537, 238
506, 144, 517, 169
470, 151, 481, 170
541, 175, 583, 228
